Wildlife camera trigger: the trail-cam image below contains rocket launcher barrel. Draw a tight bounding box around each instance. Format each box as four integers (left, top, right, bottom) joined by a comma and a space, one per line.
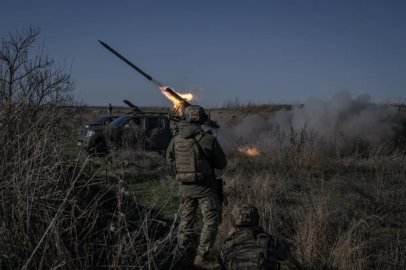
98, 40, 220, 129
163, 87, 220, 129
162, 87, 191, 108
205, 117, 220, 129
98, 40, 153, 81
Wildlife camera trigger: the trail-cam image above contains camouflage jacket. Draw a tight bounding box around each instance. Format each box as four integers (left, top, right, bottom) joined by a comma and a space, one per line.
166, 121, 227, 198
221, 226, 290, 270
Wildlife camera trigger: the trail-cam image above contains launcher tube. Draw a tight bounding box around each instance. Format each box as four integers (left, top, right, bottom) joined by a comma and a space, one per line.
98, 40, 153, 81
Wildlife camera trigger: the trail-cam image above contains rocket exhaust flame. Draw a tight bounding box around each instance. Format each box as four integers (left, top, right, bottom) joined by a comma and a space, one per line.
159, 86, 193, 108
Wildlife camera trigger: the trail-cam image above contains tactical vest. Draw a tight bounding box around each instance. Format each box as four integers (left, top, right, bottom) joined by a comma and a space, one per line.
222, 227, 279, 270
174, 133, 212, 183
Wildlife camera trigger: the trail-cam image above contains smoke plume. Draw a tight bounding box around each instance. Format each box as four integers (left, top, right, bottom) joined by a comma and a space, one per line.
217, 91, 405, 149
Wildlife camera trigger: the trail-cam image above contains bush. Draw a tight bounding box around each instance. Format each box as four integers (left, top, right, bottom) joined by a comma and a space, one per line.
0, 27, 178, 270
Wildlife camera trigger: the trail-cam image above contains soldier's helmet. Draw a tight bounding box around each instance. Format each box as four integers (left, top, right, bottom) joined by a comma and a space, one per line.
182, 105, 206, 123
230, 204, 260, 227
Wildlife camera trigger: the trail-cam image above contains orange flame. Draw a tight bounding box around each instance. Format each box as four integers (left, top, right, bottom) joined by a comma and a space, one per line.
159, 86, 193, 108
238, 146, 260, 156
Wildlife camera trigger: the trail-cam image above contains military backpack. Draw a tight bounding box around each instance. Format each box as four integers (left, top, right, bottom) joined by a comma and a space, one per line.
222, 227, 282, 270
174, 133, 212, 183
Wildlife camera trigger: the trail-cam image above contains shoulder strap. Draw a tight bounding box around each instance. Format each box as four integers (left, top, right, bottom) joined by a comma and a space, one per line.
256, 233, 271, 260
192, 132, 210, 161
173, 134, 181, 147
193, 133, 216, 175
195, 132, 204, 141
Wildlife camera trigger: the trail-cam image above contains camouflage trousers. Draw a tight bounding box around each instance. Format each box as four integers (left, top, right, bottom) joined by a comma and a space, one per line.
177, 193, 220, 257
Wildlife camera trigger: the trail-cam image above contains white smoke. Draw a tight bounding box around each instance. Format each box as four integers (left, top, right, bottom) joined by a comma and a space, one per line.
217, 91, 405, 149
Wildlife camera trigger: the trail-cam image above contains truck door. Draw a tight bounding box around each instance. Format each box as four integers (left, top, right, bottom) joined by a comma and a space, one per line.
146, 117, 170, 150
122, 117, 145, 148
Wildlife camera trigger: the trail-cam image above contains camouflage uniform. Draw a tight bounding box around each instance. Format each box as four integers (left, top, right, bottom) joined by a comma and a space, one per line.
166, 118, 227, 259
221, 204, 290, 270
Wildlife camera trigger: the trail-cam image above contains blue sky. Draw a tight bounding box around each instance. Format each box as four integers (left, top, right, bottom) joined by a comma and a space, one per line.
1, 0, 405, 107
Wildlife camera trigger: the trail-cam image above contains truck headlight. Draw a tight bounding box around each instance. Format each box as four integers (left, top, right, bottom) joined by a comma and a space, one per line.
85, 131, 95, 137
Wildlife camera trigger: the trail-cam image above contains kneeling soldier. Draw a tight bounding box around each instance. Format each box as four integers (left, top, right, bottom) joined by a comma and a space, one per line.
221, 204, 290, 270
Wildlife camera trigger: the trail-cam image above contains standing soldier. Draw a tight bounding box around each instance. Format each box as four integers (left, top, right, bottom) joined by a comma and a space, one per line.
166, 105, 227, 269
107, 103, 113, 116
220, 204, 290, 270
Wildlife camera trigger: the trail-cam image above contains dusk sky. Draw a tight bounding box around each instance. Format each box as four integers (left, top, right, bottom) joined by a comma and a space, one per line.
1, 0, 405, 107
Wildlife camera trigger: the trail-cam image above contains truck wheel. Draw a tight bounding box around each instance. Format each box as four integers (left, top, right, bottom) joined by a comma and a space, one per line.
94, 139, 107, 154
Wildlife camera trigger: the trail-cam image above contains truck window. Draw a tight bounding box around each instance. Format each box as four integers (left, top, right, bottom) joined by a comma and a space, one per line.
148, 117, 165, 129
158, 118, 166, 129
148, 118, 160, 130
130, 118, 143, 130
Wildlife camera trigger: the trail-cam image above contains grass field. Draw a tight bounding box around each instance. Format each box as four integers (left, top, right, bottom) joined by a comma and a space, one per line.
1, 103, 406, 269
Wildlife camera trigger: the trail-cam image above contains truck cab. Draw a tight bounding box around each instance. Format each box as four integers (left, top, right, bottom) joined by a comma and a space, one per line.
78, 112, 172, 154
112, 114, 171, 150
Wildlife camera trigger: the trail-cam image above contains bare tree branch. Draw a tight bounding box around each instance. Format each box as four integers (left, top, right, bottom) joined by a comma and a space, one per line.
0, 26, 73, 109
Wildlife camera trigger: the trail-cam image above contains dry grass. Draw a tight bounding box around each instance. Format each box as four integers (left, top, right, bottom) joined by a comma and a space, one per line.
80, 102, 406, 269
2, 95, 406, 269
12, 25, 406, 270
0, 103, 182, 270
217, 120, 406, 269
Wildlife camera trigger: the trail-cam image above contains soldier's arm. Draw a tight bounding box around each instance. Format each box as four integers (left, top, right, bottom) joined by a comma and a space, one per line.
199, 134, 227, 169
210, 137, 227, 169
166, 138, 176, 165
268, 236, 290, 261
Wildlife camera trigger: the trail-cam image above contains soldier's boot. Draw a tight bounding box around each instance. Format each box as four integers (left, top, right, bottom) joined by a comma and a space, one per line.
193, 255, 220, 270
175, 243, 197, 262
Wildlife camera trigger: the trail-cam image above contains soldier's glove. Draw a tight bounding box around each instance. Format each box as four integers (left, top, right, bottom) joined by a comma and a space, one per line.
275, 238, 290, 261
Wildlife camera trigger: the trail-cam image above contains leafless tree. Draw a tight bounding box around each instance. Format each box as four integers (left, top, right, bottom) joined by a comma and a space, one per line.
0, 27, 178, 270
0, 26, 74, 110
0, 26, 78, 151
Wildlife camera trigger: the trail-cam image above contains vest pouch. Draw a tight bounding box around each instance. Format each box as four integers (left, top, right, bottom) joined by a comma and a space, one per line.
175, 173, 196, 183
223, 228, 272, 270
226, 245, 265, 270
175, 173, 208, 184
